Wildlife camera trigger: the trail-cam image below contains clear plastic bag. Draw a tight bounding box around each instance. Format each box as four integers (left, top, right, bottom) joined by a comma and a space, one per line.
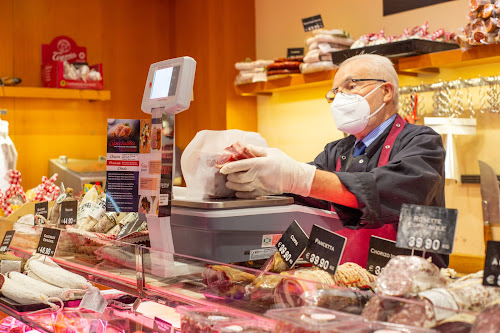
181, 130, 267, 199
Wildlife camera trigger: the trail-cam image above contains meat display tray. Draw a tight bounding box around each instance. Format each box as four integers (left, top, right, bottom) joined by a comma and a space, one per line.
330, 39, 459, 65
0, 296, 81, 312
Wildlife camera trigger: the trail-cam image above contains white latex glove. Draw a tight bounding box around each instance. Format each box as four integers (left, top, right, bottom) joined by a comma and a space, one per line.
219, 144, 316, 199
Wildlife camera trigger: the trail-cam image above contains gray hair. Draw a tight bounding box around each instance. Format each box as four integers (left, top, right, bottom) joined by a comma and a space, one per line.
340, 54, 399, 106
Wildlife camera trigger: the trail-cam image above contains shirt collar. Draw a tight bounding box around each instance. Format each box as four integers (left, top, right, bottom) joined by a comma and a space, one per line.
355, 114, 397, 148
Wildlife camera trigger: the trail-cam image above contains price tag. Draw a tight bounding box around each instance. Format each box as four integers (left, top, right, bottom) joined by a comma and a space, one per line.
287, 47, 304, 58
60, 201, 78, 225
396, 204, 457, 255
275, 220, 309, 267
0, 230, 15, 253
36, 227, 61, 257
303, 225, 346, 275
34, 201, 49, 225
153, 317, 172, 333
301, 14, 324, 32
483, 240, 500, 288
366, 236, 412, 275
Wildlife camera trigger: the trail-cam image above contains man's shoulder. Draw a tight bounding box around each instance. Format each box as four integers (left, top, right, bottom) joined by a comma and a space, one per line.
402, 122, 440, 137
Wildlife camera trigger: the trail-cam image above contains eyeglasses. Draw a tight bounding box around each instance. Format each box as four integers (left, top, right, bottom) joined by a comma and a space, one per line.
325, 78, 387, 103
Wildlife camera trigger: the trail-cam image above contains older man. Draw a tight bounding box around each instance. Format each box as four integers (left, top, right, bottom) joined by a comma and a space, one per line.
220, 54, 446, 267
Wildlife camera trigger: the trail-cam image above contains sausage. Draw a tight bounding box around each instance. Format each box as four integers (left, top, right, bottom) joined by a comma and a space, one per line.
0, 274, 62, 309
8, 272, 85, 301
25, 256, 90, 290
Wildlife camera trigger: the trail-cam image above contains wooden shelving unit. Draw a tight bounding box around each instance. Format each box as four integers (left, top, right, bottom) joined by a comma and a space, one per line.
235, 69, 336, 96
398, 43, 500, 73
235, 44, 500, 96
0, 86, 111, 101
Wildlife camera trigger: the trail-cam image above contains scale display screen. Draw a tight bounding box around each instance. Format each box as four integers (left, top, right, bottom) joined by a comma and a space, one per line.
150, 65, 180, 99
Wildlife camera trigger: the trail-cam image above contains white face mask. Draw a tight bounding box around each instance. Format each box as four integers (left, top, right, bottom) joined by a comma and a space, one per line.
330, 84, 385, 135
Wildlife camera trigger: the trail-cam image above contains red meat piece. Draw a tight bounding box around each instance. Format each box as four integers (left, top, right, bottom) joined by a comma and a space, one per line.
215, 142, 256, 169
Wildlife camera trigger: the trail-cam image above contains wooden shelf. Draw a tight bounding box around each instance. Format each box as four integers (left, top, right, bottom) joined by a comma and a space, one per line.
398, 43, 500, 73
0, 86, 111, 101
235, 69, 336, 96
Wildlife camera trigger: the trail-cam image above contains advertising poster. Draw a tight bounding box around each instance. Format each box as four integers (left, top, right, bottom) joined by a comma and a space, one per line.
106, 119, 140, 212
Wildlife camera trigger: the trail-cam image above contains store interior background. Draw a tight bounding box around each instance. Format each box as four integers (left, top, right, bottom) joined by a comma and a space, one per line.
1, 0, 496, 259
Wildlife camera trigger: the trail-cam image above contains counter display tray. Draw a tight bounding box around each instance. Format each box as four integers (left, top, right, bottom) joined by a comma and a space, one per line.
330, 39, 459, 65
0, 295, 81, 312
172, 195, 293, 210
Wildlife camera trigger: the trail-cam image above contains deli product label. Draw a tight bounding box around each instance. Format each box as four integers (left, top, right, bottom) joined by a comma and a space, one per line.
367, 236, 412, 275
304, 225, 346, 275
36, 228, 61, 257
0, 231, 15, 253
302, 14, 324, 32
275, 220, 309, 267
60, 201, 78, 225
396, 204, 457, 255
483, 240, 500, 288
287, 47, 304, 58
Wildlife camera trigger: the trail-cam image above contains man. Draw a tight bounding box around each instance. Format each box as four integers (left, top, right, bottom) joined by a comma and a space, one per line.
220, 54, 447, 267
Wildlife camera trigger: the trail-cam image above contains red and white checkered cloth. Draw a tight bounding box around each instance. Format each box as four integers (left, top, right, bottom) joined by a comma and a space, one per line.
33, 173, 60, 202
1, 170, 26, 216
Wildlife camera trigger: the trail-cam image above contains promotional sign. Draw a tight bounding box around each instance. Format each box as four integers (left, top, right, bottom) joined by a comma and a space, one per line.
34, 202, 49, 224
106, 119, 141, 212
396, 204, 457, 254
159, 113, 175, 217
153, 317, 172, 333
275, 220, 309, 267
59, 201, 78, 225
483, 240, 500, 288
366, 236, 412, 275
303, 225, 346, 275
302, 14, 324, 32
36, 228, 61, 257
0, 231, 15, 253
287, 47, 305, 58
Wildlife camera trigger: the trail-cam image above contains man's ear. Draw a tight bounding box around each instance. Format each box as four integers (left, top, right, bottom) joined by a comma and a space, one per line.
382, 83, 394, 103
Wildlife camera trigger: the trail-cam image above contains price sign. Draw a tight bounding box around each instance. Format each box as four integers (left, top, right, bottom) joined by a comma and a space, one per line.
303, 225, 346, 275
34, 202, 49, 225
396, 204, 457, 255
301, 14, 324, 32
483, 241, 500, 288
287, 47, 304, 58
366, 236, 412, 275
36, 227, 61, 257
0, 231, 15, 253
153, 317, 172, 333
60, 201, 78, 225
275, 220, 309, 267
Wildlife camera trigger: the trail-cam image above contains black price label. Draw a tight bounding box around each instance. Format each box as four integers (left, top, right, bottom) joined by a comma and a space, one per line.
302, 14, 324, 32
0, 231, 15, 253
366, 236, 413, 275
34, 201, 49, 222
396, 204, 457, 255
36, 227, 61, 257
60, 201, 78, 225
153, 317, 172, 333
275, 220, 309, 267
483, 240, 500, 288
303, 225, 346, 275
287, 47, 304, 58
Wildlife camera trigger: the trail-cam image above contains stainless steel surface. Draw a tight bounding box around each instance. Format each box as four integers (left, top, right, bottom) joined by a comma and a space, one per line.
48, 158, 106, 192
479, 161, 500, 246
171, 195, 293, 209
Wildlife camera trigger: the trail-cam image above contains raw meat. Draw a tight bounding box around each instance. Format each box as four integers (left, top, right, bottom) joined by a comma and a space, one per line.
215, 142, 256, 169
202, 265, 255, 299
471, 303, 500, 333
376, 256, 446, 297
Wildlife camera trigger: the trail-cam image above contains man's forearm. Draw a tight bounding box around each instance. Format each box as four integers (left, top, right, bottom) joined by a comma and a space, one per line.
308, 169, 359, 209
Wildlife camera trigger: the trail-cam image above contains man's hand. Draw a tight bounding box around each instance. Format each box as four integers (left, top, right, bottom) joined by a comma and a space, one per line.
219, 145, 316, 199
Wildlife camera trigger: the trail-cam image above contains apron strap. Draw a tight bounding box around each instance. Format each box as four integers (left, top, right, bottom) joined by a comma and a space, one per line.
377, 114, 406, 167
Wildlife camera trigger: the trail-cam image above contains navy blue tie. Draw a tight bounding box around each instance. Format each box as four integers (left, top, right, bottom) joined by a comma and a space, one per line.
353, 141, 366, 157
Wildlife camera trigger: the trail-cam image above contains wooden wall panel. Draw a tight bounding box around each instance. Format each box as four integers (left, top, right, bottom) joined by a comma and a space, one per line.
0, 0, 256, 189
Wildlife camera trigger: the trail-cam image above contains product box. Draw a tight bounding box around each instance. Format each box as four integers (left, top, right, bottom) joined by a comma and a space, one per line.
41, 36, 104, 89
